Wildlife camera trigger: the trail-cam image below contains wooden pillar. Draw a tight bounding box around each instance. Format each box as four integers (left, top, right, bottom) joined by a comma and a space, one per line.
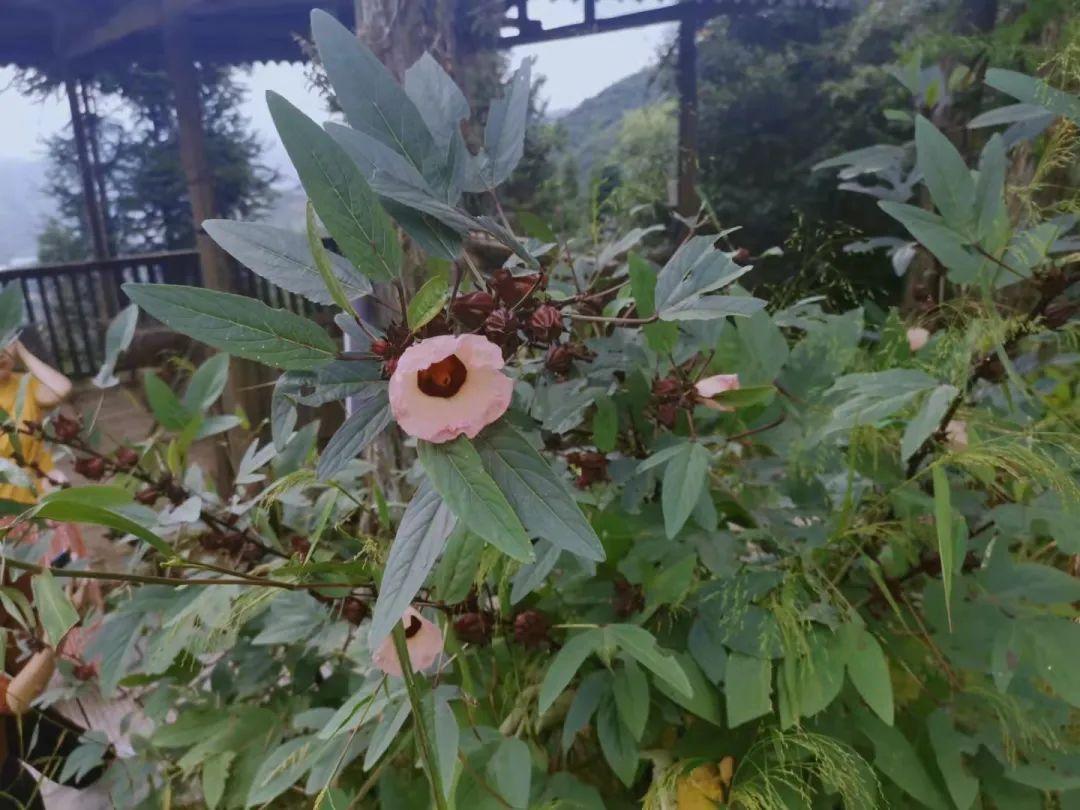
64, 78, 109, 261
676, 12, 699, 218
162, 7, 262, 484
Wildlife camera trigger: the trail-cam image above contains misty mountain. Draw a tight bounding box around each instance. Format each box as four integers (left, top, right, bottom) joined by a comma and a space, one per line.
554, 67, 669, 180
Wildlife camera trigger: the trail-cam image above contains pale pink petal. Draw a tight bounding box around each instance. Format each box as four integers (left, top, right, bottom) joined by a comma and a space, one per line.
945, 419, 968, 450
389, 335, 513, 443
907, 327, 930, 352
694, 373, 740, 412
372, 608, 445, 678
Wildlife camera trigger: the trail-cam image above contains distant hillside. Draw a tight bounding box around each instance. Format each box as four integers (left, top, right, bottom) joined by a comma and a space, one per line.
0, 158, 54, 268
554, 67, 669, 180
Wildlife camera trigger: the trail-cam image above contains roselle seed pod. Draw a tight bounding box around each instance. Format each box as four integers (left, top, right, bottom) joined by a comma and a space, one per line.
135, 487, 159, 505
240, 542, 263, 563
528, 304, 564, 342
370, 339, 392, 358
199, 532, 223, 551
289, 535, 311, 555
52, 414, 81, 442
453, 612, 493, 646
733, 247, 751, 265
114, 447, 139, 470
612, 578, 645, 619
74, 456, 106, 481
545, 343, 573, 375
567, 451, 609, 489
652, 376, 682, 400
341, 597, 369, 625
513, 610, 551, 648
492, 268, 543, 307
451, 291, 496, 329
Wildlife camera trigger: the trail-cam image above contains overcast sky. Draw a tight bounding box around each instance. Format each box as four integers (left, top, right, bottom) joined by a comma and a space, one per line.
0, 1, 673, 166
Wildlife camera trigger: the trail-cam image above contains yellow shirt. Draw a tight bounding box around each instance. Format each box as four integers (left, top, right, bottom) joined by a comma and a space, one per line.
0, 374, 53, 504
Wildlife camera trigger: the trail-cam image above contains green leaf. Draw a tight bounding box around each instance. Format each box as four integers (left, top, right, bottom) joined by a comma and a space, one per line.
93, 303, 138, 388
517, 212, 556, 242
662, 441, 710, 538
307, 201, 358, 315
123, 284, 337, 371
31, 571, 78, 648
316, 385, 391, 479
473, 421, 604, 562
432, 692, 459, 801
652, 652, 723, 726
433, 524, 484, 604
562, 671, 608, 749
842, 624, 894, 725
202, 751, 235, 810
204, 219, 371, 305
901, 384, 957, 462
418, 436, 533, 562
596, 693, 639, 787
248, 736, 319, 805
182, 353, 230, 412
926, 710, 979, 810
974, 134, 1007, 243
407, 275, 450, 331
267, 90, 400, 282
856, 711, 950, 810
985, 68, 1080, 125
933, 465, 954, 630
712, 384, 776, 410
364, 698, 411, 770
878, 202, 985, 283
612, 658, 649, 741
915, 115, 976, 233
609, 624, 691, 698
725, 652, 773, 727
0, 283, 24, 349
659, 294, 767, 322
143, 371, 192, 431
467, 60, 532, 191
628, 253, 679, 353
311, 10, 437, 175
487, 738, 531, 808
33, 496, 174, 558
538, 628, 603, 714
591, 396, 617, 453
654, 237, 753, 320
369, 479, 456, 645
1024, 618, 1080, 707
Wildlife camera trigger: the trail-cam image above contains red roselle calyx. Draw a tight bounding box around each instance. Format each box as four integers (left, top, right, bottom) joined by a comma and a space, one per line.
135, 487, 159, 505
545, 343, 573, 375
341, 597, 369, 625
453, 612, 494, 645
451, 291, 496, 329
492, 269, 544, 307
566, 451, 609, 489
483, 308, 521, 356
52, 414, 81, 442
74, 457, 106, 481
512, 610, 551, 648
370, 339, 392, 358
114, 447, 139, 470
528, 304, 564, 343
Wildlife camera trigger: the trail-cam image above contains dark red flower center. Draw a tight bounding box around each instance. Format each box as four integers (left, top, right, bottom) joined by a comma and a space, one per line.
417, 354, 467, 398
405, 613, 424, 638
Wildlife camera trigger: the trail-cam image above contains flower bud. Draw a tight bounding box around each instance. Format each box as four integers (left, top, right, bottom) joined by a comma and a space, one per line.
451, 291, 496, 329
528, 304, 564, 343
454, 612, 494, 646
53, 414, 81, 442
512, 609, 551, 648
566, 451, 608, 489
545, 343, 574, 375
341, 597, 369, 626
492, 269, 543, 307
135, 487, 159, 506
74, 457, 106, 481
114, 447, 139, 470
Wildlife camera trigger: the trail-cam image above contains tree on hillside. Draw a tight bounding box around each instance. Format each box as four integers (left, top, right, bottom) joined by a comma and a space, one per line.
28, 67, 276, 261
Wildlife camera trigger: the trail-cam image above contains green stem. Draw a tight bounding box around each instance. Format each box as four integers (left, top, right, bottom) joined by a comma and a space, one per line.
392, 624, 450, 810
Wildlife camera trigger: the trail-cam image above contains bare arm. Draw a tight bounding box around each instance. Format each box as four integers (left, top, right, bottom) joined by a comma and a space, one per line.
14, 341, 72, 408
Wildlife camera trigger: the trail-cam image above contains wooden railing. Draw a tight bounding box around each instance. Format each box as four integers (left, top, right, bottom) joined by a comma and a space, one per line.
1, 250, 321, 378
